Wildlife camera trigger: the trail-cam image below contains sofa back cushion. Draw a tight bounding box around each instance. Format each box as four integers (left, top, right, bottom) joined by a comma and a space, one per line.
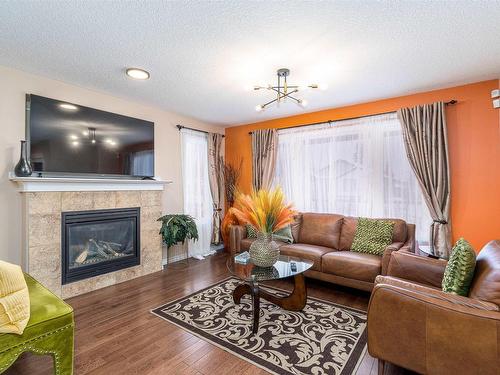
290, 214, 303, 243
339, 217, 408, 251
469, 240, 500, 306
298, 213, 343, 249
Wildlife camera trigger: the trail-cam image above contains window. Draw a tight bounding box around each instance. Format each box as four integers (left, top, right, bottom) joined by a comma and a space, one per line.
181, 129, 214, 259
275, 112, 431, 244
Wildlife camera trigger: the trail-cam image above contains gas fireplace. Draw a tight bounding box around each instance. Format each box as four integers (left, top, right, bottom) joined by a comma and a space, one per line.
61, 208, 140, 284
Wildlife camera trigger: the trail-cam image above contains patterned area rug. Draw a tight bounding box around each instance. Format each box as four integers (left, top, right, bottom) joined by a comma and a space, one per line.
151, 278, 367, 375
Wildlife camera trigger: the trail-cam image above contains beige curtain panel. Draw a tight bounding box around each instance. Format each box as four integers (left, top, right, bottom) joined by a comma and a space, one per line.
398, 102, 452, 258
251, 129, 278, 191
208, 133, 224, 244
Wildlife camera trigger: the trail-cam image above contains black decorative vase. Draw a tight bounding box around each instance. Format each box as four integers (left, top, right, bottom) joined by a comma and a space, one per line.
14, 140, 32, 177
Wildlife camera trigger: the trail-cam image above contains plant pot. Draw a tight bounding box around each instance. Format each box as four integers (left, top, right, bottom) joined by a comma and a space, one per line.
249, 232, 280, 267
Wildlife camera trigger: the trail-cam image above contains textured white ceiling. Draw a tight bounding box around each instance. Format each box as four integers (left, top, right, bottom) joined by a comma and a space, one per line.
0, 1, 499, 126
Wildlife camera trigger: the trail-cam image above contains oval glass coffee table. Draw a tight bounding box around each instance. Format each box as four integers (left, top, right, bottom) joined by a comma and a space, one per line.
227, 254, 313, 334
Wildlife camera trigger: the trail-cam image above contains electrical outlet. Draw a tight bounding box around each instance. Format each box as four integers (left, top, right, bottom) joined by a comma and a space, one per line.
492, 89, 500, 99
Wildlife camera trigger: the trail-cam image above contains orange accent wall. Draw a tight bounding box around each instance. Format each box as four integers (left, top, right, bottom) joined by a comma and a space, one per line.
225, 80, 500, 251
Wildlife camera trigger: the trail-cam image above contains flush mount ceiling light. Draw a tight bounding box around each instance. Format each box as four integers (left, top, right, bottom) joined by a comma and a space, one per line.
126, 67, 150, 80
59, 103, 78, 110
253, 68, 327, 112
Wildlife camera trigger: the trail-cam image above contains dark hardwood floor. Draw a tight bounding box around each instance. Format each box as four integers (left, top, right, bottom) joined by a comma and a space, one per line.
7, 252, 413, 375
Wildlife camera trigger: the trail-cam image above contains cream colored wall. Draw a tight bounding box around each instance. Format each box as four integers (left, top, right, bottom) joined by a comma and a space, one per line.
0, 65, 224, 266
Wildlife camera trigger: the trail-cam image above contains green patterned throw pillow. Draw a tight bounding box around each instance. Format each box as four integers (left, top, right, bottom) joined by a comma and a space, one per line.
245, 224, 293, 244
351, 218, 395, 256
442, 238, 476, 296
273, 225, 294, 244
246, 224, 258, 238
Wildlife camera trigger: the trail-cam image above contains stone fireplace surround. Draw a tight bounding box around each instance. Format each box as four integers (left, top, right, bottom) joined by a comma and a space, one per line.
11, 176, 168, 298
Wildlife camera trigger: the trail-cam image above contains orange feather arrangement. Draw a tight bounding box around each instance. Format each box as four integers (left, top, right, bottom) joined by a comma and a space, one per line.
229, 187, 295, 233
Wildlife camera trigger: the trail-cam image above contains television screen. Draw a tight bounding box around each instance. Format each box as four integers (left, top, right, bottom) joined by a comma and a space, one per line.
27, 94, 154, 177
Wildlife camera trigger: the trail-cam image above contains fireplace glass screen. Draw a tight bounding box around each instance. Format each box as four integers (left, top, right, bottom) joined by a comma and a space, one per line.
68, 220, 134, 268
62, 208, 140, 284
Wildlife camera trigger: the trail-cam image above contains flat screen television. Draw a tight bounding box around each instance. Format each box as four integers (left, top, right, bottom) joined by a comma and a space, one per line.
27, 94, 154, 178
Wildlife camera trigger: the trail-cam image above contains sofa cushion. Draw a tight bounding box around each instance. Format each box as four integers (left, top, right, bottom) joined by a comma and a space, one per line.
322, 251, 382, 283
279, 244, 334, 271
339, 216, 408, 251
241, 238, 254, 251
298, 213, 343, 249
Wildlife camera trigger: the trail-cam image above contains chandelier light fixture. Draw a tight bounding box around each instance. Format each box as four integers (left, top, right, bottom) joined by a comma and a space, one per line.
69, 127, 116, 147
253, 68, 327, 112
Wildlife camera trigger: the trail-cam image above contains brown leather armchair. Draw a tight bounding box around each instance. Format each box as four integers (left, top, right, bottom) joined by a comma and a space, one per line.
367, 241, 500, 375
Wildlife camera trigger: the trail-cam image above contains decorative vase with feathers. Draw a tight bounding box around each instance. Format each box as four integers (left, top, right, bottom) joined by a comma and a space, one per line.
230, 187, 295, 267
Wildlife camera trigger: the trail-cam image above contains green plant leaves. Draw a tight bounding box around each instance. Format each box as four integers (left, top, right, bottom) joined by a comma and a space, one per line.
157, 214, 199, 248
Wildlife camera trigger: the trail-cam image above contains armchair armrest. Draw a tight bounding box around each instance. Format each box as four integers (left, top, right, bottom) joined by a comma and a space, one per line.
229, 225, 247, 255
403, 223, 416, 253
387, 250, 447, 288
380, 224, 416, 275
375, 276, 499, 311
367, 277, 500, 374
381, 242, 404, 275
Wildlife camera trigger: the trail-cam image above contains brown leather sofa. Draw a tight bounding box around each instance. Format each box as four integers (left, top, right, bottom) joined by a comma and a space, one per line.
367, 240, 500, 375
229, 213, 416, 291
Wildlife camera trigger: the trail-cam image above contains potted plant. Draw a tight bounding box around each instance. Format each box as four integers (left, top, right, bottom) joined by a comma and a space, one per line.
221, 158, 243, 247
157, 214, 199, 248
230, 187, 295, 267
223, 158, 243, 208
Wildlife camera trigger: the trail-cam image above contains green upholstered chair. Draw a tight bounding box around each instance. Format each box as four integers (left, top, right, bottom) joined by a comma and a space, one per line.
0, 274, 74, 375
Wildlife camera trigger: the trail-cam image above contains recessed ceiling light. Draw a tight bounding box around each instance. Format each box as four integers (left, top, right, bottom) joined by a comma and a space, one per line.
70, 135, 78, 140
71, 141, 79, 146
60, 103, 78, 110
126, 68, 150, 80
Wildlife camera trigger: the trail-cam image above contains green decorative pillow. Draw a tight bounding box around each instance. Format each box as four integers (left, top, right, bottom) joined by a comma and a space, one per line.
351, 218, 395, 256
442, 238, 476, 296
246, 224, 258, 238
245, 224, 293, 244
273, 225, 294, 244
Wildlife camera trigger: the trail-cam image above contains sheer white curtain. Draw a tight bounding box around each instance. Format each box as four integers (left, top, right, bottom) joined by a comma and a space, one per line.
181, 129, 215, 259
275, 112, 432, 244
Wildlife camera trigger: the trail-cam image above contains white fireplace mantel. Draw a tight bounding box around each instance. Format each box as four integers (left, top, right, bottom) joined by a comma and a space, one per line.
9, 172, 172, 192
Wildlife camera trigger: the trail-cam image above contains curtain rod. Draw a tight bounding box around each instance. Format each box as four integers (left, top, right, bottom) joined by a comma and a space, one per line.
248, 100, 457, 135
176, 124, 225, 138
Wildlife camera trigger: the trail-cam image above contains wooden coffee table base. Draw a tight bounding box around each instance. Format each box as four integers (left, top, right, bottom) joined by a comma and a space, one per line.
232, 273, 307, 334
